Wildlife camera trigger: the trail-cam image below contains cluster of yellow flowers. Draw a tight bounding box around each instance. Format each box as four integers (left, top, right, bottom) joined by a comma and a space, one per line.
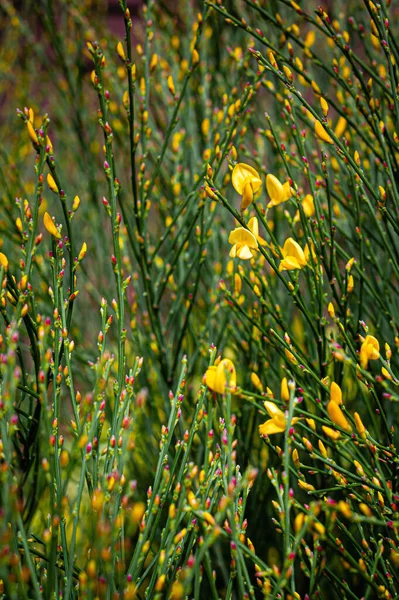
229, 162, 315, 272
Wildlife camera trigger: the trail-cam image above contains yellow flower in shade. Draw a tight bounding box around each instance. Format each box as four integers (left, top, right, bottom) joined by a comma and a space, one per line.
279, 238, 307, 271
327, 400, 351, 431
205, 358, 236, 394
43, 212, 62, 239
259, 401, 299, 436
231, 163, 262, 211
266, 173, 292, 208
360, 335, 380, 369
228, 217, 265, 260
330, 382, 342, 405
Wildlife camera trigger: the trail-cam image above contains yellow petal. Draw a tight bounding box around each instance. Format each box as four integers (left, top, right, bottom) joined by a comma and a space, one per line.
279, 257, 302, 271
264, 401, 285, 425
205, 366, 219, 392
330, 382, 342, 405
228, 228, 258, 249
47, 173, 59, 193
116, 41, 126, 61
232, 163, 262, 195
363, 335, 380, 354
315, 120, 333, 144
26, 121, 38, 145
282, 181, 292, 201
236, 244, 254, 260
43, 212, 61, 239
0, 253, 8, 269
248, 217, 267, 246
282, 238, 307, 265
280, 377, 289, 402
302, 194, 315, 217
334, 116, 347, 137
205, 359, 236, 394
247, 217, 259, 237
327, 401, 351, 431
217, 358, 236, 389
266, 173, 286, 206
354, 412, 366, 438
241, 182, 253, 210
259, 419, 285, 435
322, 425, 341, 441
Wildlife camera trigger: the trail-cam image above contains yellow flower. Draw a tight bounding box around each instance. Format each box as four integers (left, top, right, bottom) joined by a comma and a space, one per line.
314, 120, 333, 144
0, 253, 8, 270
322, 425, 341, 441
231, 163, 262, 211
259, 401, 298, 436
26, 121, 38, 145
294, 194, 315, 221
266, 173, 292, 208
205, 358, 236, 394
359, 335, 380, 369
43, 212, 61, 239
279, 238, 307, 271
327, 400, 351, 431
330, 382, 342, 405
247, 217, 267, 246
47, 173, 59, 194
228, 217, 265, 260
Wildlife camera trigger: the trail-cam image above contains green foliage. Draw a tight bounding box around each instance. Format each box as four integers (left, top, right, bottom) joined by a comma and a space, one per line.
1, 0, 399, 598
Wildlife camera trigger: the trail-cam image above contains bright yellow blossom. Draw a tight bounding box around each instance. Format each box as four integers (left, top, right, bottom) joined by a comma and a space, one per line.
43, 212, 61, 239
205, 358, 236, 394
330, 382, 342, 405
279, 238, 307, 271
327, 400, 351, 431
228, 217, 265, 260
259, 401, 299, 436
315, 120, 333, 144
231, 163, 262, 211
266, 173, 291, 208
294, 194, 315, 221
0, 253, 8, 269
359, 335, 380, 369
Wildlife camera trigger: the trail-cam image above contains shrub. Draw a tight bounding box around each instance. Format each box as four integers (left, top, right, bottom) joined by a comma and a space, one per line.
1, 0, 399, 598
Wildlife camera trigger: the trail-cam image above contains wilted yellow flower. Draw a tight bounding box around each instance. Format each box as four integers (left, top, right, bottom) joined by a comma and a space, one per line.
43, 212, 61, 239
279, 238, 307, 271
231, 163, 262, 211
205, 358, 236, 394
360, 335, 380, 369
266, 173, 291, 208
259, 401, 298, 436
228, 217, 265, 260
